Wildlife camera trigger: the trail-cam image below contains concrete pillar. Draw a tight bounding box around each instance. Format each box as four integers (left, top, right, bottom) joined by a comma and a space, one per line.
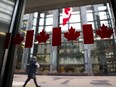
80, 6, 93, 75
21, 48, 29, 70
93, 5, 101, 29
21, 14, 34, 70
50, 10, 59, 72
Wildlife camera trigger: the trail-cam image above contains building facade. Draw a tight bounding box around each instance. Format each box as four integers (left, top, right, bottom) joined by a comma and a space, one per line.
17, 2, 116, 75
0, 0, 116, 87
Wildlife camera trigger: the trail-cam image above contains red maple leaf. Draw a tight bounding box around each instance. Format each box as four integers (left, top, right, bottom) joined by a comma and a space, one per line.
36, 30, 50, 43
64, 27, 80, 41
13, 33, 24, 45
96, 24, 113, 39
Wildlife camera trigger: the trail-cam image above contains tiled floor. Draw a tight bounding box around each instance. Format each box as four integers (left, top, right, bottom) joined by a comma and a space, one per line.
13, 74, 116, 87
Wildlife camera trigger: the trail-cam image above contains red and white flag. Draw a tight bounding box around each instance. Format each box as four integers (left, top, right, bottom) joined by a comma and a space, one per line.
62, 7, 72, 26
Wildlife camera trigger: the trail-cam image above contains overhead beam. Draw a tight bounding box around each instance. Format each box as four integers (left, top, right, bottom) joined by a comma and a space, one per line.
25, 0, 109, 13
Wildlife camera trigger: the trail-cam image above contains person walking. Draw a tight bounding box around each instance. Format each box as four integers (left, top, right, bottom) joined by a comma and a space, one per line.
23, 56, 41, 87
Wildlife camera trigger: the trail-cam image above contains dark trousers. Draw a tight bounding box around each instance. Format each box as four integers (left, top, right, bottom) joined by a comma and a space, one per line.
23, 75, 39, 87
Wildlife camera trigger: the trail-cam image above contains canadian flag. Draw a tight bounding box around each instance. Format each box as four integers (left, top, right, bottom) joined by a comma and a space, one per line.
63, 7, 72, 26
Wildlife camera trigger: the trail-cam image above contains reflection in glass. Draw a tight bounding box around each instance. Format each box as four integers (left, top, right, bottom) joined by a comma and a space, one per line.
0, 0, 15, 70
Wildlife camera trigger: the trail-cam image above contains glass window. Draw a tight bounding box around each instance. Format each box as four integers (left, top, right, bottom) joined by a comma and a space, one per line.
69, 14, 81, 22
33, 18, 37, 26
46, 44, 50, 53
69, 23, 81, 30
59, 41, 84, 65
100, 20, 108, 26
38, 26, 44, 32
86, 10, 93, 13
46, 11, 53, 17
46, 17, 53, 25
34, 12, 38, 18
86, 5, 93, 11
45, 26, 52, 32
99, 12, 107, 20
39, 18, 44, 25
98, 6, 107, 11
60, 16, 63, 24
60, 24, 68, 31
38, 45, 46, 54
72, 7, 80, 12
87, 13, 94, 21
87, 22, 95, 29
21, 20, 28, 29
40, 13, 45, 17
37, 55, 50, 64
23, 3, 116, 74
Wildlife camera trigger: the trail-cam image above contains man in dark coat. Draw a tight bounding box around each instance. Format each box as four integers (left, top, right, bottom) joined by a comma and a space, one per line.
23, 56, 40, 87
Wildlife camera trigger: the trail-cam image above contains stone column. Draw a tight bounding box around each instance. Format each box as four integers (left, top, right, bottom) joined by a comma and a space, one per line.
50, 10, 59, 72
80, 6, 93, 75
21, 14, 34, 70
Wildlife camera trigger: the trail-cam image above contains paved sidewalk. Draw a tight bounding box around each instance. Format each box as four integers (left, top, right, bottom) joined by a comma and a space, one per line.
13, 74, 116, 87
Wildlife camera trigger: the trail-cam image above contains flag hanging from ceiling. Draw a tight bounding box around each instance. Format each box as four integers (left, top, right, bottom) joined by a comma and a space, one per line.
25, 30, 34, 48
63, 7, 72, 26
52, 27, 61, 46
82, 24, 94, 44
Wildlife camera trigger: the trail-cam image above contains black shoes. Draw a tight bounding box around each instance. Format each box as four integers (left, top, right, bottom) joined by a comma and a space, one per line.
23, 85, 41, 87
37, 86, 41, 87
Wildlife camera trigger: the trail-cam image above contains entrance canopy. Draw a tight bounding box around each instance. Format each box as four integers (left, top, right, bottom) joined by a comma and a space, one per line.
25, 0, 109, 13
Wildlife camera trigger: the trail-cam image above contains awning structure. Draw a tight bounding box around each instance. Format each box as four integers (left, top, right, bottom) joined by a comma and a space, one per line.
25, 0, 109, 13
